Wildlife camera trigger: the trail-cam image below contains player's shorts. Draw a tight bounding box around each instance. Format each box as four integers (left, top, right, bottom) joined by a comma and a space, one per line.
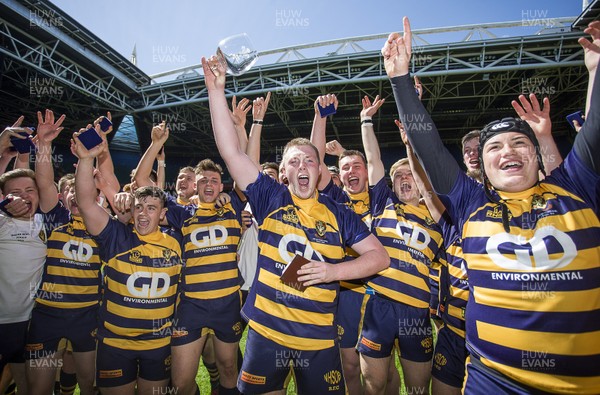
96, 341, 171, 387
25, 304, 97, 359
171, 291, 243, 346
356, 292, 433, 362
238, 327, 345, 394
432, 325, 468, 388
336, 290, 369, 348
0, 320, 29, 370
464, 356, 546, 395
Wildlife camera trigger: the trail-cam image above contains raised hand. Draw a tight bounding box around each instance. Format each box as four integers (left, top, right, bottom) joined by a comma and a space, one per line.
325, 140, 345, 156
395, 120, 411, 148
0, 117, 27, 152
252, 91, 271, 121
36, 109, 66, 144
202, 56, 226, 91
314, 94, 338, 116
71, 126, 107, 160
579, 20, 600, 74
150, 121, 169, 144
93, 111, 113, 134
360, 95, 385, 119
511, 94, 551, 138
230, 96, 251, 128
414, 75, 423, 100
381, 17, 412, 78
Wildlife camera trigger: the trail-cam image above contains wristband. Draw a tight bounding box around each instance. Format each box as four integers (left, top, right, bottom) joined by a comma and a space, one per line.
361, 119, 373, 125
253, 120, 263, 125
157, 161, 166, 167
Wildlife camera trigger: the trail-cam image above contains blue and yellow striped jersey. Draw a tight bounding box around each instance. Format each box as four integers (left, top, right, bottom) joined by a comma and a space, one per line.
166, 193, 243, 299
367, 178, 443, 309
321, 180, 371, 293
94, 219, 183, 351
444, 151, 600, 393
37, 204, 101, 309
243, 173, 371, 350
437, 218, 469, 338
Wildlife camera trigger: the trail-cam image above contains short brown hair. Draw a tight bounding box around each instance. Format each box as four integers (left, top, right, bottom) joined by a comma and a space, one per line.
134, 186, 166, 208
58, 173, 75, 195
339, 150, 366, 167
261, 162, 279, 173
461, 130, 481, 151
179, 166, 195, 175
282, 138, 321, 164
0, 168, 36, 193
195, 159, 223, 175
389, 158, 409, 179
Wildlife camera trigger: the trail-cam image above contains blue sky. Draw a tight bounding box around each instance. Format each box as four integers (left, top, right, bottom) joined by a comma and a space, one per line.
52, 0, 582, 78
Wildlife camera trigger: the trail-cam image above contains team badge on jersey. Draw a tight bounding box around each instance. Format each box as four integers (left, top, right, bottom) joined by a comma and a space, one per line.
66, 223, 74, 235
486, 205, 513, 220
130, 249, 143, 264
162, 249, 172, 261
531, 194, 547, 210
282, 207, 299, 224
316, 220, 327, 237
216, 207, 225, 217
395, 203, 404, 217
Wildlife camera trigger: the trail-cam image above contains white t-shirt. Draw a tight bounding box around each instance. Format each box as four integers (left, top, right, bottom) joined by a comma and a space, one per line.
237, 203, 258, 291
0, 213, 46, 323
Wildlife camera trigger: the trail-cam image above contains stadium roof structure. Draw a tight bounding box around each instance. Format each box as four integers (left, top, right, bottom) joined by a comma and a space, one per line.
0, 0, 599, 162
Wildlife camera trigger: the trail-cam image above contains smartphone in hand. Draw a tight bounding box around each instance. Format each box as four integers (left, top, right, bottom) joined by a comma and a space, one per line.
566, 111, 584, 130
317, 103, 336, 118
78, 127, 103, 150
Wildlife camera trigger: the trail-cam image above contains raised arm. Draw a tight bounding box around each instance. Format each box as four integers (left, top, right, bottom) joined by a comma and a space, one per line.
156, 146, 165, 189
0, 148, 17, 175
94, 112, 121, 196
511, 94, 562, 174
247, 92, 271, 165
581, 21, 600, 118
359, 95, 386, 185
73, 127, 110, 236
574, 21, 600, 174
0, 116, 26, 174
133, 122, 169, 188
383, 17, 461, 194
310, 94, 338, 190
397, 121, 445, 221
35, 109, 66, 212
203, 56, 260, 190
230, 96, 252, 154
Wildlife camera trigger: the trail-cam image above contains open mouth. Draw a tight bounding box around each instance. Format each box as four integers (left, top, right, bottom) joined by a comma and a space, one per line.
137, 217, 150, 229
348, 176, 359, 188
400, 182, 412, 194
501, 161, 523, 171
298, 174, 309, 187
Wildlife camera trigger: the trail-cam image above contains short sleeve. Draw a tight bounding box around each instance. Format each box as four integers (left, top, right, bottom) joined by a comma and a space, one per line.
320, 179, 349, 204
244, 173, 287, 224
165, 195, 194, 229
42, 203, 70, 233
337, 203, 371, 249
369, 178, 395, 218
93, 218, 132, 262
546, 149, 600, 214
